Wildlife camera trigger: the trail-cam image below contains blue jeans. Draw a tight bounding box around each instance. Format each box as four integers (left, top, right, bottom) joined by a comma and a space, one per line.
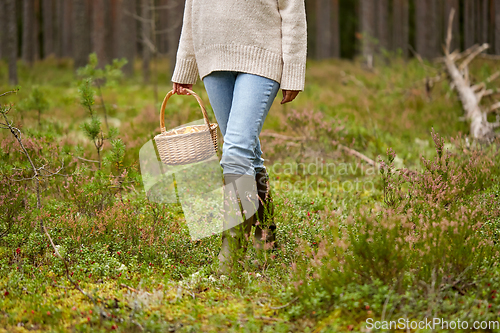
203, 71, 280, 177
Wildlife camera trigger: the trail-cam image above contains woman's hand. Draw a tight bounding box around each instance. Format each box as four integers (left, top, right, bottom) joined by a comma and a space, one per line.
173, 82, 193, 95
281, 90, 300, 104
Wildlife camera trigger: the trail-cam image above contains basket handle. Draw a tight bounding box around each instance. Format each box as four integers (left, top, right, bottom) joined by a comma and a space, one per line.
159, 89, 212, 134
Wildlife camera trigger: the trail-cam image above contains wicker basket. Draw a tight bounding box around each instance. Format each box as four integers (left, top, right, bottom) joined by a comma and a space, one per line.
154, 89, 218, 165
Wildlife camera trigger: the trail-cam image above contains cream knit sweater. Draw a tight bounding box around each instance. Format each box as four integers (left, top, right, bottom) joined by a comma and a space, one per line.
171, 0, 307, 91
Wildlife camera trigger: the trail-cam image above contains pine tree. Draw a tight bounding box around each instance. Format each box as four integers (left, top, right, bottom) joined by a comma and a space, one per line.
6, 0, 18, 85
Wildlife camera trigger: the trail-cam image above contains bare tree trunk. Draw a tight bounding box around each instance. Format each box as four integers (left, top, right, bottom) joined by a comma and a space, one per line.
392, 0, 409, 57
360, 0, 375, 63
6, 0, 18, 85
61, 0, 73, 57
316, 0, 332, 59
55, 0, 63, 57
331, 0, 340, 58
42, 0, 54, 57
168, 0, 184, 77
376, 0, 389, 51
157, 0, 169, 55
464, 0, 475, 49
110, 0, 119, 60
0, 0, 5, 60
34, 0, 41, 61
141, 0, 151, 83
427, 0, 440, 58
474, 0, 488, 46
496, 0, 500, 55
480, 0, 489, 45
23, 0, 35, 64
93, 0, 109, 67
118, 0, 136, 76
415, 0, 428, 57
444, 0, 460, 52
73, 0, 89, 68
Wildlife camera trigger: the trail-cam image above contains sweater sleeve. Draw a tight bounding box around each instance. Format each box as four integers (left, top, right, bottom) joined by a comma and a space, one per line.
171, 0, 199, 84
278, 0, 307, 91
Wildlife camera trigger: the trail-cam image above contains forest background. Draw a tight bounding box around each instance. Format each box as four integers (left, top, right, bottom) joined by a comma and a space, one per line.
2, 0, 500, 83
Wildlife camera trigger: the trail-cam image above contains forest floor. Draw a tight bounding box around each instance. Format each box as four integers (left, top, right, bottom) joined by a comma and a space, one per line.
0, 55, 499, 332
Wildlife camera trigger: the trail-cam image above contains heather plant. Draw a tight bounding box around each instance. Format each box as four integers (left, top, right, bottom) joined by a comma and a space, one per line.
291, 133, 500, 320
0, 171, 32, 240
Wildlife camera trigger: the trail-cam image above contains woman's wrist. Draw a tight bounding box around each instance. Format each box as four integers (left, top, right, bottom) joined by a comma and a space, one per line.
172, 82, 193, 95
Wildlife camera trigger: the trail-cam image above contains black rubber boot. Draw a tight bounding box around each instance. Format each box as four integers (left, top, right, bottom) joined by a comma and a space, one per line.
217, 174, 257, 276
253, 169, 277, 253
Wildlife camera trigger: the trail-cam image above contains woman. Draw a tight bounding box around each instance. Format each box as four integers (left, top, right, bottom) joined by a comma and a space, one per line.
171, 0, 307, 274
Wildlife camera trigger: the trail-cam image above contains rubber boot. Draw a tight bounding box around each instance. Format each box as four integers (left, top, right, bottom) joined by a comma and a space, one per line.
217, 173, 257, 276
254, 169, 277, 254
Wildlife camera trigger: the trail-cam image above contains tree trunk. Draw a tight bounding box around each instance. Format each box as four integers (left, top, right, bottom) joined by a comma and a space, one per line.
331, 0, 340, 58
376, 0, 389, 51
496, 0, 500, 55
168, 0, 184, 77
392, 0, 409, 57
0, 0, 5, 60
109, 0, 119, 60
477, 0, 489, 50
141, 0, 151, 83
118, 0, 136, 76
73, 0, 89, 69
464, 0, 475, 49
415, 0, 428, 57
157, 0, 169, 55
61, 0, 73, 57
359, 0, 375, 60
42, 0, 54, 57
55, 0, 63, 57
6, 0, 18, 85
22, 0, 36, 64
427, 0, 440, 58
93, 0, 109, 67
316, 0, 332, 59
444, 0, 460, 52
34, 0, 41, 61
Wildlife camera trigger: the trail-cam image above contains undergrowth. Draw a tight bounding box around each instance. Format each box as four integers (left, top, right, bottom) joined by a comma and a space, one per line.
0, 55, 499, 332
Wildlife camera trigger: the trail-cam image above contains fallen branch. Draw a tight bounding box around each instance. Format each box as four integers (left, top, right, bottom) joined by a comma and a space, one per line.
483, 89, 499, 97
260, 132, 378, 166
459, 44, 489, 72
70, 154, 100, 163
486, 71, 500, 83
268, 296, 299, 310
260, 131, 307, 142
488, 102, 500, 114
120, 283, 139, 293
442, 9, 497, 141
0, 90, 17, 98
333, 141, 378, 167
240, 315, 283, 323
